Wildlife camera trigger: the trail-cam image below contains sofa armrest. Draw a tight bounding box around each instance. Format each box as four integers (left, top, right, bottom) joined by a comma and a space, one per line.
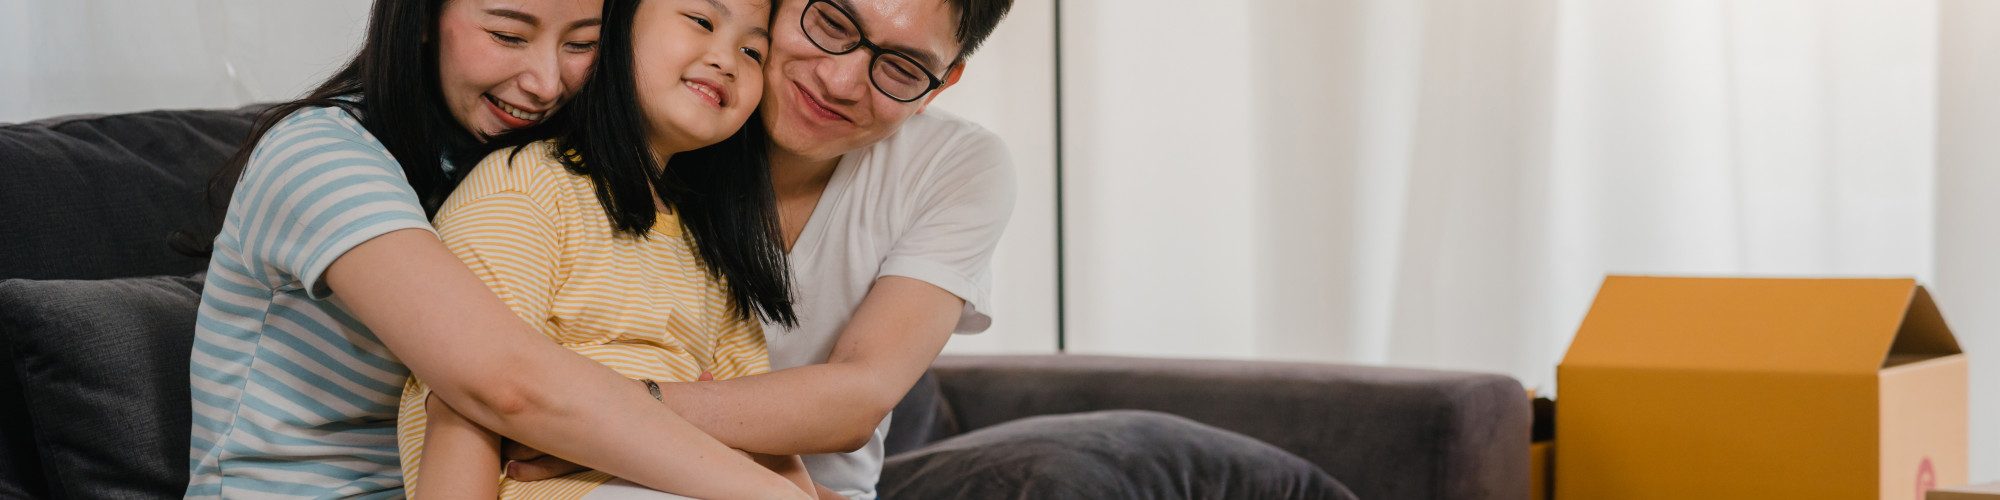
929, 354, 1528, 500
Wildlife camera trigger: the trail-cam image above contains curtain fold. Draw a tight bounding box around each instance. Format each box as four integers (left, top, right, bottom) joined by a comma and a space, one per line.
1064, 0, 1981, 477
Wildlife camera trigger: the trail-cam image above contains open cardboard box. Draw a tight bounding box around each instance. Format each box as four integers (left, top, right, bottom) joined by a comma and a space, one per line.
1557, 276, 1967, 500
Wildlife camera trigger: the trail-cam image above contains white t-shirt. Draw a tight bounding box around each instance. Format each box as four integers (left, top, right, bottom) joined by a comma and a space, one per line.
761, 109, 1015, 499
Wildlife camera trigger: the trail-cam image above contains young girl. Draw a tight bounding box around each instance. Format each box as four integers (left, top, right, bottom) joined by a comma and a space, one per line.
394, 0, 808, 498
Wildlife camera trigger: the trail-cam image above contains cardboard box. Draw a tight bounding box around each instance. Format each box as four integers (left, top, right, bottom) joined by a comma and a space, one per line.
1930, 482, 2000, 500
1556, 276, 1967, 500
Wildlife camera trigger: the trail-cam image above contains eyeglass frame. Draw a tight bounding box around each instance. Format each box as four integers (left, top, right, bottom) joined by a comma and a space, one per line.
799, 0, 950, 103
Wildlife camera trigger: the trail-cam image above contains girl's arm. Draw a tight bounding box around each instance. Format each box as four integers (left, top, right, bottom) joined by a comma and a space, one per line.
326, 230, 808, 499
412, 393, 502, 499
748, 452, 815, 495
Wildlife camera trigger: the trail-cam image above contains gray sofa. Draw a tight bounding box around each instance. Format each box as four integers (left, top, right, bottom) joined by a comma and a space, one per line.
0, 106, 1528, 499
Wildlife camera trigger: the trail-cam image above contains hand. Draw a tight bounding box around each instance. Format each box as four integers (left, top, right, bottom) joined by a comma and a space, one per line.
501, 440, 589, 482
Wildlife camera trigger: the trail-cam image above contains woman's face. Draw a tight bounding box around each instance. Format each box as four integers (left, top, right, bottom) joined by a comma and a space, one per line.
632, 0, 772, 155
436, 0, 604, 141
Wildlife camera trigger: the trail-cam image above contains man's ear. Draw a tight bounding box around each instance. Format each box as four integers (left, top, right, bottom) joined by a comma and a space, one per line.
916, 62, 967, 114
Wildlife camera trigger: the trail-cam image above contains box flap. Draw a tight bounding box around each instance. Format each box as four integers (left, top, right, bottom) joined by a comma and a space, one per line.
1562, 276, 1917, 374
1885, 285, 1964, 368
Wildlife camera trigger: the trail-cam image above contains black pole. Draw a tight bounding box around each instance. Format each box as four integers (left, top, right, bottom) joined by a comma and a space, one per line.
1052, 0, 1068, 353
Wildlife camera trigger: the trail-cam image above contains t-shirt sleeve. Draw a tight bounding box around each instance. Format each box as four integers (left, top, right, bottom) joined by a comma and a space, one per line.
877, 129, 1017, 333
432, 187, 563, 330
228, 109, 434, 300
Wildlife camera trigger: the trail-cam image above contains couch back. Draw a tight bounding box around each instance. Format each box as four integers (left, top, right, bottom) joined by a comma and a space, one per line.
0, 107, 264, 497
0, 106, 958, 496
0, 106, 266, 280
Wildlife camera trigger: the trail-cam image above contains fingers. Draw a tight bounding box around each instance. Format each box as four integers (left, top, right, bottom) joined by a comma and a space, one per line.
504, 455, 589, 482
698, 371, 715, 382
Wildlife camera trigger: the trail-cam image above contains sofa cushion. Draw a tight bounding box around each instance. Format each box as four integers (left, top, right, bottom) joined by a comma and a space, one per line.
0, 106, 262, 281
883, 370, 961, 456
0, 341, 47, 498
0, 274, 205, 498
879, 410, 1357, 500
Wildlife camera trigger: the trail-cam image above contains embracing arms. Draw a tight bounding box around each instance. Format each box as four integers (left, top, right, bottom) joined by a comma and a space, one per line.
326, 230, 807, 499
660, 276, 965, 454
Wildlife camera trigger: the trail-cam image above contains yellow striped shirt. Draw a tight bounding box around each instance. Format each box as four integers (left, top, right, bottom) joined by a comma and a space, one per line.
396, 140, 770, 499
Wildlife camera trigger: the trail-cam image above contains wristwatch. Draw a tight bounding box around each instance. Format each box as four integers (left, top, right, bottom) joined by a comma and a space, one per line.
641, 379, 662, 403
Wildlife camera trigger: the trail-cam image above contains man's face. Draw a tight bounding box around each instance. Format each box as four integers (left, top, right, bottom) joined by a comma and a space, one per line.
761, 0, 963, 162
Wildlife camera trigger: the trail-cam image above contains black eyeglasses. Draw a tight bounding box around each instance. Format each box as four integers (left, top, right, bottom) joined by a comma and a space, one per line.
800, 0, 947, 102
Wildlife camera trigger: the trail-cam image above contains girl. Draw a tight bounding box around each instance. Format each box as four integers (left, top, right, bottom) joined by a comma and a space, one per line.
184, 0, 797, 497
395, 0, 808, 498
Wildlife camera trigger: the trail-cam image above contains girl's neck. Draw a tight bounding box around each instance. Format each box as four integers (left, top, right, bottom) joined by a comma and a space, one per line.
646, 143, 681, 215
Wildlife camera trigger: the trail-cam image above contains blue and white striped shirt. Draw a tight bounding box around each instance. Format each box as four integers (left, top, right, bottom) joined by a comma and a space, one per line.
187, 105, 435, 499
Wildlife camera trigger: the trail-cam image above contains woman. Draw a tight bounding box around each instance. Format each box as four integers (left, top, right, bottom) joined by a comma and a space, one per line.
182, 0, 799, 497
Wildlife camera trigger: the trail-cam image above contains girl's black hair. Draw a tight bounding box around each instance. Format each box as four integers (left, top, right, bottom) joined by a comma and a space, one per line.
175, 0, 489, 255
532, 0, 797, 326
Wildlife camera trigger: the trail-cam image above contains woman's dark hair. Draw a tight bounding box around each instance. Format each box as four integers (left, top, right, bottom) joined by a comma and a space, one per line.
533, 0, 796, 326
174, 0, 487, 255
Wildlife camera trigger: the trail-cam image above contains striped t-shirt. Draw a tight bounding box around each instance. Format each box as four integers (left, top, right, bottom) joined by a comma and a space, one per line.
394, 140, 771, 499
187, 105, 435, 499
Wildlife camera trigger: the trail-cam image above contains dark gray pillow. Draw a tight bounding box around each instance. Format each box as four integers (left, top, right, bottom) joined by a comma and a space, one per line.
880, 410, 1357, 500
0, 342, 49, 498
0, 274, 204, 498
0, 106, 262, 281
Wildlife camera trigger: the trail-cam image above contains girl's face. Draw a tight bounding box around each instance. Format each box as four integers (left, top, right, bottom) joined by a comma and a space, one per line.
437, 0, 604, 141
632, 0, 772, 155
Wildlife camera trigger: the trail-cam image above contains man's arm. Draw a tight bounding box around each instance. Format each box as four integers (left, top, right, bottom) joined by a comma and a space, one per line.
648, 131, 1014, 455
663, 275, 963, 454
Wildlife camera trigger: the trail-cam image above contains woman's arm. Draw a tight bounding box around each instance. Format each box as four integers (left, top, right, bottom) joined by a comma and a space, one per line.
708, 285, 816, 493
327, 230, 808, 499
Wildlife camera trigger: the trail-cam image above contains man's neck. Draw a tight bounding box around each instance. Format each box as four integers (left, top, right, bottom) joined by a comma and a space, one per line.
769, 147, 841, 252
769, 147, 840, 198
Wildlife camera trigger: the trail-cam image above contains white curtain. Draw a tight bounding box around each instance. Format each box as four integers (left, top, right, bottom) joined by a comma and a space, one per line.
1937, 0, 2000, 486
1061, 0, 1994, 481
0, 0, 368, 122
